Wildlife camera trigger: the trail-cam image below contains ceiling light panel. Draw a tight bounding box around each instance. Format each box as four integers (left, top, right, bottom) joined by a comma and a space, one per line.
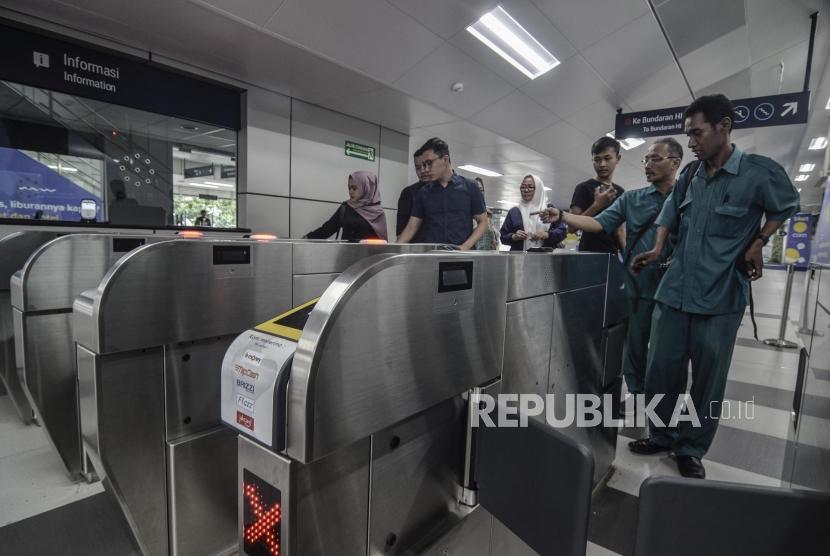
799, 163, 815, 172
606, 132, 645, 151
467, 6, 560, 80
794, 175, 810, 182
458, 164, 503, 177
808, 137, 827, 150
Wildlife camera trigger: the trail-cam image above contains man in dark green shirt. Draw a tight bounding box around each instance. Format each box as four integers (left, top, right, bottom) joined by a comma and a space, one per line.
541, 137, 683, 399
630, 94, 800, 479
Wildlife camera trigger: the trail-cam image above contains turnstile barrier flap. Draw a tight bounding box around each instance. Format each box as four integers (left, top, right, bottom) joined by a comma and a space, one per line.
476, 413, 594, 556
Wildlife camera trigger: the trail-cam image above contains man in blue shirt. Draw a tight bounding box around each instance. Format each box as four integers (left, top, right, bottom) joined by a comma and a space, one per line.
630, 94, 800, 479
397, 138, 487, 249
541, 137, 683, 400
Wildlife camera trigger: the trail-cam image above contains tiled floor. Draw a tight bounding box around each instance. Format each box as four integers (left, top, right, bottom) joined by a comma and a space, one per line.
0, 398, 102, 528
585, 268, 830, 556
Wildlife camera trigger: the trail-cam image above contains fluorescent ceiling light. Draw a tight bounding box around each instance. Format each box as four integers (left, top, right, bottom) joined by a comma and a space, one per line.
606, 132, 645, 151
182, 183, 219, 189
826, 96, 830, 109
794, 174, 810, 182
497, 199, 515, 205
201, 181, 235, 187
467, 6, 560, 80
799, 163, 816, 172
458, 164, 503, 177
808, 137, 827, 150
797, 188, 803, 192
544, 187, 551, 191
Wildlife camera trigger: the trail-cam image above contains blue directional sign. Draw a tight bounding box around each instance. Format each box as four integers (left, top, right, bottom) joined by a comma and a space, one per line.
615, 91, 810, 139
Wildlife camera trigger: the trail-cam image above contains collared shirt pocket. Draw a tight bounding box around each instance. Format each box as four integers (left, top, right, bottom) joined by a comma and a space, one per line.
710, 204, 749, 237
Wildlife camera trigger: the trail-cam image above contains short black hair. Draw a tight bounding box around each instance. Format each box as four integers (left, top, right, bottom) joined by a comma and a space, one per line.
591, 136, 620, 156
414, 137, 450, 159
683, 94, 736, 130
653, 137, 683, 160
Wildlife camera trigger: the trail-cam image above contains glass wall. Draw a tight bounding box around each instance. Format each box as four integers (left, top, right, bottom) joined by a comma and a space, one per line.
0, 79, 237, 226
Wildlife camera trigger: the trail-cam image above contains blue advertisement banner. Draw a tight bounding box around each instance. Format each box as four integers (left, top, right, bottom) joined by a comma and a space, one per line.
785, 213, 812, 269
0, 147, 101, 221
813, 178, 830, 265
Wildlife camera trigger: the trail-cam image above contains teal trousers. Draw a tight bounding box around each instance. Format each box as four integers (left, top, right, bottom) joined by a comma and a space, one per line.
623, 298, 656, 395
645, 302, 744, 457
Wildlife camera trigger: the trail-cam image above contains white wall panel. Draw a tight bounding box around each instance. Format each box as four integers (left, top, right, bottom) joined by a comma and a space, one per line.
385, 208, 398, 242
242, 87, 291, 197
238, 193, 289, 238
290, 100, 380, 203
378, 127, 410, 211
289, 198, 344, 239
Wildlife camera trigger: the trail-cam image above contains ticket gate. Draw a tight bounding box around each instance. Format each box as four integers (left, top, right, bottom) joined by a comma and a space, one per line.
11, 233, 176, 478
73, 240, 445, 556
223, 251, 631, 555
0, 230, 62, 422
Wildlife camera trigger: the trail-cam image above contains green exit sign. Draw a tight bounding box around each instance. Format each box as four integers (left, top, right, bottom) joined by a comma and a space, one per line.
345, 141, 375, 161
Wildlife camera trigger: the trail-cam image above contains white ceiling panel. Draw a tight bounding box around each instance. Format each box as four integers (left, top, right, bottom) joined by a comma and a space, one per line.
393, 43, 514, 119
468, 91, 559, 142
680, 26, 751, 93
387, 0, 498, 40
620, 62, 693, 112
582, 14, 674, 94
521, 55, 613, 118
325, 87, 459, 134
530, 0, 650, 51
189, 0, 284, 26
657, 0, 745, 58
564, 99, 619, 139
264, 0, 443, 84
746, 0, 816, 63
413, 120, 510, 149
522, 120, 595, 163
748, 41, 809, 97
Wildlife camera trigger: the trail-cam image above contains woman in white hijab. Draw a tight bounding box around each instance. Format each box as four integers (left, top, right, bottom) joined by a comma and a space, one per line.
499, 174, 567, 250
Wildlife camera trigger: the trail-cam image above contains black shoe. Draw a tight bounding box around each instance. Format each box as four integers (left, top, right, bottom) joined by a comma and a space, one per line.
628, 438, 670, 455
676, 455, 706, 479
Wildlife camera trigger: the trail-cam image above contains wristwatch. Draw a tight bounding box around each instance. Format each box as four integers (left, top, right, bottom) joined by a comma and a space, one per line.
754, 233, 770, 246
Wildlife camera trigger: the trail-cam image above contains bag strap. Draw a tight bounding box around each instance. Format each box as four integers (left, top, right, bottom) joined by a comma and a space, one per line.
623, 212, 660, 265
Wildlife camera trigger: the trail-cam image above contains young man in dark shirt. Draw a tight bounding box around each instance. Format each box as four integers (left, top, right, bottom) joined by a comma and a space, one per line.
570, 136, 626, 253
395, 152, 430, 242
397, 137, 487, 249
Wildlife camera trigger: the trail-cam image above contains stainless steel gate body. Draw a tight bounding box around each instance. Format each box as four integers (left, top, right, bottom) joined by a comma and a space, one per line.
73, 240, 444, 556
0, 231, 61, 422
11, 234, 174, 478
233, 251, 630, 555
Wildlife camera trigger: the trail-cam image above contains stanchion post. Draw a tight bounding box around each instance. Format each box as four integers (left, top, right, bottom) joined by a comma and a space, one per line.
797, 264, 823, 336
763, 264, 799, 349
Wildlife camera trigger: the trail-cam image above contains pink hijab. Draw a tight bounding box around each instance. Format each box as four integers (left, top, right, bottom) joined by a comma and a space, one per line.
347, 171, 388, 240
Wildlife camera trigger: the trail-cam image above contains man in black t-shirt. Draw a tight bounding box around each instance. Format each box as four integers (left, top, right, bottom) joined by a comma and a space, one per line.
570, 136, 626, 253
396, 151, 431, 242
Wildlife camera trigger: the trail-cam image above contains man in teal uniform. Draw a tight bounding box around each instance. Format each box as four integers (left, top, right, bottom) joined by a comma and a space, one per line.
629, 94, 800, 478
541, 137, 683, 400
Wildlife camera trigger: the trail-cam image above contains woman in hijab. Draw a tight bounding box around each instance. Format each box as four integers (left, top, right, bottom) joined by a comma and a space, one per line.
304, 171, 388, 241
499, 174, 567, 251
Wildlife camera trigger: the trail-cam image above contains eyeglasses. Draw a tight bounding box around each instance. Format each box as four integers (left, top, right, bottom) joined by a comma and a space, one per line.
519, 184, 536, 190
641, 156, 679, 165
415, 156, 443, 172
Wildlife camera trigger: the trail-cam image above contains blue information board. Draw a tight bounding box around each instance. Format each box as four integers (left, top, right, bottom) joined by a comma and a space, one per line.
812, 178, 830, 265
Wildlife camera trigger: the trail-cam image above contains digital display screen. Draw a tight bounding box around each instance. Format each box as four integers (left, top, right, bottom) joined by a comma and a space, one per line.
112, 237, 145, 252
213, 245, 251, 265
437, 261, 473, 293
243, 469, 282, 556
272, 301, 316, 331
